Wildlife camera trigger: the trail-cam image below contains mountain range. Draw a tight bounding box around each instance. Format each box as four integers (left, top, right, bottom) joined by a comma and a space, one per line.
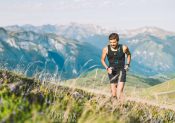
0, 27, 101, 79
1, 23, 175, 79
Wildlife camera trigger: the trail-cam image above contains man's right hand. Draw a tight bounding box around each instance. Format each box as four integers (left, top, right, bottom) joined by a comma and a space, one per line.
107, 67, 112, 74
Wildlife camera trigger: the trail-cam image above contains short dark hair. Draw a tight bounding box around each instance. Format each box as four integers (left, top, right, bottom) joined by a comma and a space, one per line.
109, 33, 119, 41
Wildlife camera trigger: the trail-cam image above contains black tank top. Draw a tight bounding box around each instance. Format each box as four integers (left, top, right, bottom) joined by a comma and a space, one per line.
107, 44, 125, 69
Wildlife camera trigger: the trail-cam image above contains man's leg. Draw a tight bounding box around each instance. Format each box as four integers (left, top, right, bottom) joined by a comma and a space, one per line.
110, 83, 117, 97
117, 82, 125, 100
117, 69, 126, 100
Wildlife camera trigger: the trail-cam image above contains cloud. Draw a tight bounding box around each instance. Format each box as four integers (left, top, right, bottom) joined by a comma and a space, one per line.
0, 0, 128, 11
42, 0, 114, 10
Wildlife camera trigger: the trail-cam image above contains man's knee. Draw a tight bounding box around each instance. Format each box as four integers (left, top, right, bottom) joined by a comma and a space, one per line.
110, 83, 117, 88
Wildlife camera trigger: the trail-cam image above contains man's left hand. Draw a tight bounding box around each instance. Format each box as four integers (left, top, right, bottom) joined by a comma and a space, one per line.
124, 64, 130, 71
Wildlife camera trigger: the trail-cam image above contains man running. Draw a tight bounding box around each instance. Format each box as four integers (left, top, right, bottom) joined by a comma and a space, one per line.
101, 33, 131, 100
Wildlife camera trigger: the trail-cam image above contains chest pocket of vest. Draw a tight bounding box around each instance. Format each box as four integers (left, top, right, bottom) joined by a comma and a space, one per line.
107, 44, 125, 66
114, 48, 125, 64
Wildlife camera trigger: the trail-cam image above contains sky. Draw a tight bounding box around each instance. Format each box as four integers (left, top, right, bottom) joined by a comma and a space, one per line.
0, 0, 174, 31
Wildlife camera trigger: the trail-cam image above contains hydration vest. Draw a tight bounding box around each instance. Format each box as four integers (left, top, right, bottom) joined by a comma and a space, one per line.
107, 44, 125, 69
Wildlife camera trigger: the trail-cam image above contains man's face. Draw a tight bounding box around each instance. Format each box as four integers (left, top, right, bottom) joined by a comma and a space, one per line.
109, 39, 118, 49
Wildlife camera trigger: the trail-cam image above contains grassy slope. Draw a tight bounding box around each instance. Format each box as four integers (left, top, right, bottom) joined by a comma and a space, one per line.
64, 69, 175, 106
1, 70, 175, 122
64, 69, 163, 95
79, 68, 163, 86
145, 79, 175, 101
148, 79, 175, 92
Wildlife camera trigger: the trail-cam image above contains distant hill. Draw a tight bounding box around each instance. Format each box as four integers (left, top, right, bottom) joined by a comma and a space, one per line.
132, 78, 175, 105
148, 79, 175, 92
147, 79, 175, 101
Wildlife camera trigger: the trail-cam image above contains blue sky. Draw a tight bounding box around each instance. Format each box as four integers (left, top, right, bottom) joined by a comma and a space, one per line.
0, 0, 174, 31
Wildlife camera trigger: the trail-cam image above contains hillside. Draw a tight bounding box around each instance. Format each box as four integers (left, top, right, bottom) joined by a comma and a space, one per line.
64, 69, 175, 107
1, 70, 175, 122
63, 69, 163, 94
145, 79, 175, 103
0, 27, 101, 79
148, 79, 175, 92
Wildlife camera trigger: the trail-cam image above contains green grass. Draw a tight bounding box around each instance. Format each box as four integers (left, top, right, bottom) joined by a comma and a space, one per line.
79, 68, 162, 86
148, 79, 175, 92
145, 79, 175, 102
1, 69, 175, 122
64, 68, 164, 96
64, 68, 175, 107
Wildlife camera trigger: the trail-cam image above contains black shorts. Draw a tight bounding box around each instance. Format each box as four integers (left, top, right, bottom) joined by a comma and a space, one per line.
108, 68, 126, 83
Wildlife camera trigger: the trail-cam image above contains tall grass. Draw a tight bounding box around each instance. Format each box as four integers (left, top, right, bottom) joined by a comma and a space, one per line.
0, 70, 175, 122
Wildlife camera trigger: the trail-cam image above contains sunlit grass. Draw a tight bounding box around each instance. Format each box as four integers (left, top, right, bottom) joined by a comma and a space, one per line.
1, 70, 175, 122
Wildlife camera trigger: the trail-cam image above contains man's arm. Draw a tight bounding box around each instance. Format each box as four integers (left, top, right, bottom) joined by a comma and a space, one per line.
101, 47, 108, 69
123, 45, 131, 65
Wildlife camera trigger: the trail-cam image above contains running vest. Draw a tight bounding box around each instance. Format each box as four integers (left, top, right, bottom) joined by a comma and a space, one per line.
107, 44, 125, 69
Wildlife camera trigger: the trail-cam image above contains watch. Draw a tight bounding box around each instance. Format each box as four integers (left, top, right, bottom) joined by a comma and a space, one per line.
126, 64, 130, 67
